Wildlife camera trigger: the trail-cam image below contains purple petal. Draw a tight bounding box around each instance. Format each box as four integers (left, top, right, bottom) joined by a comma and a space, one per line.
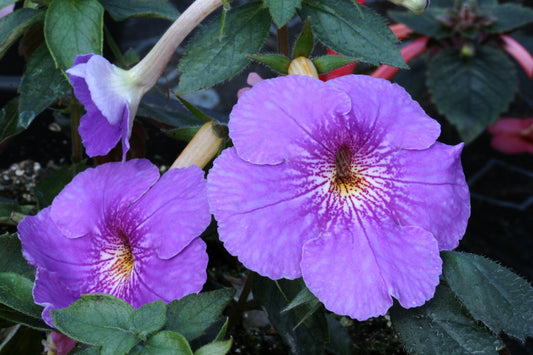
51, 159, 160, 238
84, 55, 130, 126
301, 221, 441, 320
78, 108, 123, 157
384, 142, 470, 250
33, 269, 80, 326
229, 75, 351, 164
127, 238, 208, 307
126, 165, 210, 259
328, 75, 441, 150
208, 148, 316, 279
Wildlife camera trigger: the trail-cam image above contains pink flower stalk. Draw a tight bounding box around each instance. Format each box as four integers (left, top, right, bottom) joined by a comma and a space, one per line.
389, 23, 415, 40
67, 0, 223, 160
371, 36, 429, 80
318, 49, 357, 81
500, 34, 533, 79
208, 75, 470, 320
488, 117, 533, 154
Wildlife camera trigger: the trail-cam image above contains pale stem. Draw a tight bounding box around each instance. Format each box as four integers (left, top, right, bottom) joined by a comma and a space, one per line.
170, 122, 224, 170
129, 0, 223, 89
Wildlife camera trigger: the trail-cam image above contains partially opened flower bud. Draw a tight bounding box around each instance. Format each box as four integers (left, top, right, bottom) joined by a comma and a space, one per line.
288, 56, 319, 78
388, 0, 429, 15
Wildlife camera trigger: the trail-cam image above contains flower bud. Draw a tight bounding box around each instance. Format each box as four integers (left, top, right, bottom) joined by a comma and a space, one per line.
388, 0, 429, 15
288, 56, 319, 79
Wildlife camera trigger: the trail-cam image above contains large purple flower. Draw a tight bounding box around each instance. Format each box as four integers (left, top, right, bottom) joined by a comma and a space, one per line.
66, 54, 145, 160
18, 159, 210, 326
207, 75, 470, 320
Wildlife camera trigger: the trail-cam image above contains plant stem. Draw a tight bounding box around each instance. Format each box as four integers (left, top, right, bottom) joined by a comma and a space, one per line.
227, 272, 254, 332
278, 25, 289, 57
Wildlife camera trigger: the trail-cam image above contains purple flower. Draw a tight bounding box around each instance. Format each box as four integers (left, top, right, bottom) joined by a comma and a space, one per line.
66, 54, 145, 160
18, 159, 210, 326
207, 75, 470, 320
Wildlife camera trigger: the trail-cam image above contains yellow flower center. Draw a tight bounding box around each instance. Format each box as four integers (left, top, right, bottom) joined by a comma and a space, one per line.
333, 146, 366, 196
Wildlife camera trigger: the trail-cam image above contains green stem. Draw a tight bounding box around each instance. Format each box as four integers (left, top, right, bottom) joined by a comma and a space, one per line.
278, 25, 289, 57
227, 272, 254, 331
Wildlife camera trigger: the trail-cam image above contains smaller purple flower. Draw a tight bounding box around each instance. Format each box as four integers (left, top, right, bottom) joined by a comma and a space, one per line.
18, 159, 210, 326
66, 55, 145, 160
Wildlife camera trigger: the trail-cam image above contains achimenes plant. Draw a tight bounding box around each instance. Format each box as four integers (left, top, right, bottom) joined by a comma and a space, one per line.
380, 0, 533, 142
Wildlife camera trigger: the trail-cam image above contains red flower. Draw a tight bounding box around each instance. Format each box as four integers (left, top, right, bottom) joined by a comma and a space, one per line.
488, 117, 533, 154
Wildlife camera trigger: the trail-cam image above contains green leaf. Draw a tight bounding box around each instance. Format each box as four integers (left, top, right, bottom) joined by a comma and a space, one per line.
388, 9, 453, 39
194, 338, 232, 355
214, 318, 229, 342
247, 54, 291, 74
177, 1, 271, 94
282, 284, 319, 313
390, 283, 504, 355
0, 233, 35, 280
137, 101, 202, 128
164, 126, 201, 142
33, 162, 87, 209
176, 96, 212, 123
129, 300, 166, 340
0, 8, 44, 60
0, 0, 16, 10
44, 0, 104, 70
129, 331, 193, 355
0, 324, 49, 354
252, 276, 328, 354
312, 55, 359, 74
0, 272, 42, 319
324, 314, 354, 355
98, 0, 180, 21
164, 288, 235, 341
442, 251, 533, 342
18, 44, 70, 128
0, 304, 49, 331
0, 99, 23, 143
51, 294, 139, 355
292, 17, 314, 58
486, 3, 533, 34
264, 0, 302, 27
426, 46, 518, 142
299, 0, 405, 67
0, 198, 35, 226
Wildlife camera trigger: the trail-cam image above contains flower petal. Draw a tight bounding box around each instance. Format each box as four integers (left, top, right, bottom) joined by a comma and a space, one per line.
229, 75, 351, 164
127, 165, 210, 259
301, 221, 441, 320
84, 55, 131, 126
78, 108, 124, 157
208, 148, 316, 279
128, 238, 208, 307
51, 159, 160, 238
384, 143, 470, 250
328, 75, 440, 150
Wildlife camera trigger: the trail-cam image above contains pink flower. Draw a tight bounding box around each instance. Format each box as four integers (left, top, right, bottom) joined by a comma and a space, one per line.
237, 72, 264, 98
500, 35, 533, 79
488, 117, 533, 154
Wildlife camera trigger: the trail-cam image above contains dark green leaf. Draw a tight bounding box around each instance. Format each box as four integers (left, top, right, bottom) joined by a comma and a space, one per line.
0, 8, 44, 60
0, 233, 34, 280
253, 276, 328, 355
177, 2, 271, 94
137, 101, 202, 128
282, 284, 319, 313
18, 44, 70, 128
0, 324, 48, 354
247, 54, 291, 74
0, 272, 42, 318
98, 0, 179, 21
324, 314, 354, 355
388, 9, 453, 39
0, 99, 23, 143
176, 96, 212, 123
164, 288, 235, 341
129, 331, 193, 355
427, 46, 518, 142
194, 338, 232, 355
0, 304, 49, 331
45, 0, 104, 70
51, 294, 139, 355
292, 17, 314, 58
129, 300, 166, 340
164, 126, 201, 142
300, 0, 405, 67
33, 162, 87, 209
0, 0, 16, 9
214, 318, 229, 342
264, 0, 302, 27
486, 3, 533, 34
442, 251, 533, 342
0, 199, 34, 226
391, 283, 504, 355
312, 55, 359, 74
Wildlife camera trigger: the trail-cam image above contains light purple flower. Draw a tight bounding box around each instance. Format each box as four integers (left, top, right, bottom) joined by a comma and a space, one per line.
66, 54, 145, 160
207, 75, 470, 320
18, 159, 210, 326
